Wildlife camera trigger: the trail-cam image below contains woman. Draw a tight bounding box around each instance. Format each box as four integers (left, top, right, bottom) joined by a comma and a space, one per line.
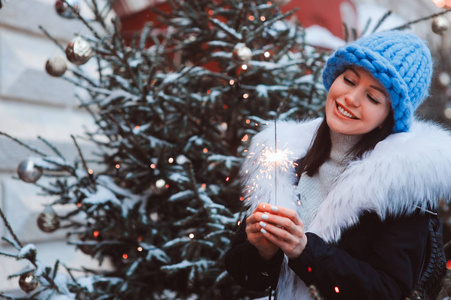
225, 31, 451, 299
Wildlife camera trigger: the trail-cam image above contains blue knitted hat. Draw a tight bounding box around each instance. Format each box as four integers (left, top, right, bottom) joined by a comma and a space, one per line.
322, 31, 433, 133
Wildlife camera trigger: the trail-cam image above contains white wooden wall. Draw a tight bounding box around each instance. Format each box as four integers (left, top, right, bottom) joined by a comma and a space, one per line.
0, 0, 111, 292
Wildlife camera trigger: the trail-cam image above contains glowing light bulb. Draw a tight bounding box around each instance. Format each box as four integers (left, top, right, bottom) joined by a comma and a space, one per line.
137, 247, 143, 252
189, 233, 195, 239
243, 93, 249, 99
123, 254, 128, 259
260, 16, 266, 21
168, 157, 174, 164
229, 79, 235, 85
93, 231, 99, 238
241, 64, 248, 70
242, 134, 249, 142
203, 148, 208, 153
334, 286, 340, 293
226, 177, 230, 182
150, 164, 156, 169
248, 15, 255, 21
88, 169, 93, 174
115, 164, 120, 169
264, 51, 270, 58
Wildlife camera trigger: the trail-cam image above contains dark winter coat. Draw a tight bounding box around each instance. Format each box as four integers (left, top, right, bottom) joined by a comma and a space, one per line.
225, 118, 451, 299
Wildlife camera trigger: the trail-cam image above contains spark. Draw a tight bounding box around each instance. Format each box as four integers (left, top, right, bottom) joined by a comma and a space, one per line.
257, 146, 292, 178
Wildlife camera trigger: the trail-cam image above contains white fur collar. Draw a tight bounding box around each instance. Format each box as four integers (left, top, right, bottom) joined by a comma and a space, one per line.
241, 118, 451, 243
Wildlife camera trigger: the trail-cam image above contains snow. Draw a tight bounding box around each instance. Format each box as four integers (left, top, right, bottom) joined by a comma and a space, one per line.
304, 25, 345, 50
81, 185, 121, 207
169, 190, 195, 202
162, 73, 181, 84
33, 156, 70, 170
209, 18, 242, 40
207, 155, 241, 169
77, 276, 95, 292
255, 84, 290, 98
18, 244, 36, 258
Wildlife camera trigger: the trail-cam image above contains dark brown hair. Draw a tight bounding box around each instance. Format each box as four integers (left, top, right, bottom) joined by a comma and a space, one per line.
300, 109, 395, 176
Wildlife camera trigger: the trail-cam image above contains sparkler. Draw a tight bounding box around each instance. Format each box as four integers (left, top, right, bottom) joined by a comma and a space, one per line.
243, 93, 294, 208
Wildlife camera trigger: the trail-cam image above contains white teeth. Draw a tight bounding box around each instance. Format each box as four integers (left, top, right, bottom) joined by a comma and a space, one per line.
337, 104, 356, 119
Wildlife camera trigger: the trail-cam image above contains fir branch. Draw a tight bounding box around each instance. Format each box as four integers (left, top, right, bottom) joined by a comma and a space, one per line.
0, 251, 19, 259
2, 236, 21, 250
371, 10, 392, 34
61, 0, 109, 44
71, 68, 100, 88
38, 25, 66, 52
112, 17, 143, 93
71, 135, 97, 191
248, 8, 297, 44
184, 161, 208, 216
389, 9, 451, 31
38, 136, 65, 160
0, 132, 46, 156
90, 0, 108, 32
360, 17, 372, 38
0, 208, 23, 248
209, 18, 242, 41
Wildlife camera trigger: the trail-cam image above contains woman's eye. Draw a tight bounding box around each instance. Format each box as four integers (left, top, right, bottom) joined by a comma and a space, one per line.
343, 76, 355, 85
367, 94, 380, 104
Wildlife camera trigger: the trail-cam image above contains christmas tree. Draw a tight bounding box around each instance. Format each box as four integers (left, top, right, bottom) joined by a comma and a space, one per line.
0, 0, 328, 299
0, 0, 450, 299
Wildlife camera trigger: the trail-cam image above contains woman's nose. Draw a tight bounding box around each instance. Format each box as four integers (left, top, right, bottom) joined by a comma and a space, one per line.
344, 90, 361, 107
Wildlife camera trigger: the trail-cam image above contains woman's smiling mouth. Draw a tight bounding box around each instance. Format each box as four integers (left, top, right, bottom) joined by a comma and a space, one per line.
336, 102, 359, 119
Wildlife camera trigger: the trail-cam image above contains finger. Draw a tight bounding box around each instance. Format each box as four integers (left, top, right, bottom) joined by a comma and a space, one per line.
258, 212, 303, 236
257, 203, 302, 226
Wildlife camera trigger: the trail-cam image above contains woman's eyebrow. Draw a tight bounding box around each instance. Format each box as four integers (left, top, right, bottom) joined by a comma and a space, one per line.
348, 67, 388, 97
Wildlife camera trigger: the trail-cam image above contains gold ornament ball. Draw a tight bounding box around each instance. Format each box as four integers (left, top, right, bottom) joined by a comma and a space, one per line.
37, 206, 60, 233
232, 43, 252, 65
45, 55, 67, 77
55, 0, 81, 19
432, 17, 450, 36
18, 272, 39, 293
65, 37, 93, 65
17, 159, 43, 183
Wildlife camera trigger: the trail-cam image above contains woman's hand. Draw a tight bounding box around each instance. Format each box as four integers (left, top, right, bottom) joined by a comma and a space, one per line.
246, 204, 280, 260
247, 203, 307, 260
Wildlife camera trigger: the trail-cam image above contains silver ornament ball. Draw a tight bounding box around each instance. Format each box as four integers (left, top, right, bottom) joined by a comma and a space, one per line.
37, 206, 60, 233
45, 55, 67, 77
18, 272, 39, 293
55, 0, 81, 19
431, 17, 450, 36
17, 159, 43, 183
232, 43, 252, 65
65, 37, 93, 65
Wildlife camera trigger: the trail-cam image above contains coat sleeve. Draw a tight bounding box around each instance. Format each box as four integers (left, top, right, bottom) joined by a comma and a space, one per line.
288, 212, 430, 300
224, 218, 284, 291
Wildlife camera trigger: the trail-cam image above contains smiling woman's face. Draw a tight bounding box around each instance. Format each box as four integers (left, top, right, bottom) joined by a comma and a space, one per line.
325, 67, 391, 136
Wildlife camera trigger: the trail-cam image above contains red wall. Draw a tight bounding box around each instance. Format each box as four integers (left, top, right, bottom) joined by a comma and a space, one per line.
117, 0, 355, 42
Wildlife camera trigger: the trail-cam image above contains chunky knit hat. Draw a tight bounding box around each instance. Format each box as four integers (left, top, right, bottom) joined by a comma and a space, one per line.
322, 31, 433, 133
